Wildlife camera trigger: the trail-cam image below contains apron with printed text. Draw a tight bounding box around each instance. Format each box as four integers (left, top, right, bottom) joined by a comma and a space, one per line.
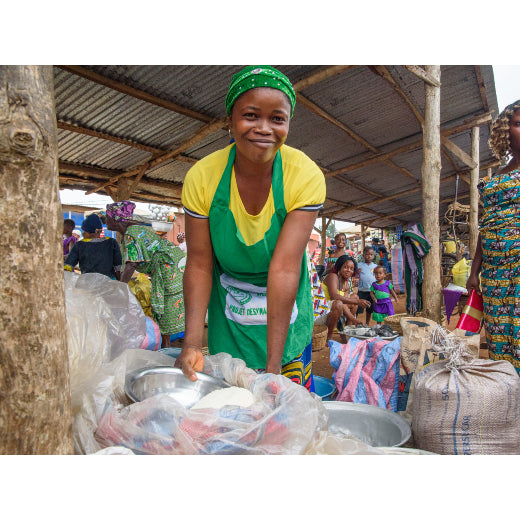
208, 145, 313, 369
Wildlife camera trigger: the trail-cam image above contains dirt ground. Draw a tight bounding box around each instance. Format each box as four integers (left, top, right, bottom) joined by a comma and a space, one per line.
311, 289, 487, 380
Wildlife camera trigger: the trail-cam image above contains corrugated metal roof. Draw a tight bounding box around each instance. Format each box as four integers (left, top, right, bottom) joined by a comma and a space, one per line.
54, 64, 500, 226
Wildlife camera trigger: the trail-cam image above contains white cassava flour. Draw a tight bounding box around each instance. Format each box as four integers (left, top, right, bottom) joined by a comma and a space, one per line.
191, 387, 255, 410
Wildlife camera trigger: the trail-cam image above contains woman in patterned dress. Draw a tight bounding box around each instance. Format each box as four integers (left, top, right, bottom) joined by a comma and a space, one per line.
106, 201, 186, 349
467, 100, 520, 373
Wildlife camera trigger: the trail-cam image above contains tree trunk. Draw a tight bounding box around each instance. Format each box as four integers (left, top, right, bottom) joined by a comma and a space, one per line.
0, 66, 73, 454
469, 126, 480, 258
421, 65, 442, 323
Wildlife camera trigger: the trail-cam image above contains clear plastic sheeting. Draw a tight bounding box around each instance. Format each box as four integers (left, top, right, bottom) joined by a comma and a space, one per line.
72, 349, 177, 454
74, 273, 146, 357
95, 352, 330, 455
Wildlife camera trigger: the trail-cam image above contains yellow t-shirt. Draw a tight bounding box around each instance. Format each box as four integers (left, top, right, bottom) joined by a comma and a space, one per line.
181, 144, 326, 246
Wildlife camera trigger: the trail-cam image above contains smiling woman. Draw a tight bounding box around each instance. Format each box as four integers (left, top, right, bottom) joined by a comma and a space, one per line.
176, 66, 326, 390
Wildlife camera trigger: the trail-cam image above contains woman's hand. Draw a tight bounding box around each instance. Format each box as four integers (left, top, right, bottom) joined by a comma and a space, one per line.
174, 346, 204, 382
466, 273, 481, 296
357, 298, 371, 309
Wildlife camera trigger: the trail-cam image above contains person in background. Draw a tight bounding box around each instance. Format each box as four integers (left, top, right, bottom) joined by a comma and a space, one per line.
176, 66, 325, 390
356, 246, 378, 325
177, 232, 187, 252
308, 255, 344, 340
325, 232, 348, 274
466, 99, 520, 373
372, 237, 391, 272
322, 255, 370, 328
63, 218, 77, 259
106, 201, 186, 349
370, 266, 398, 323
64, 213, 122, 280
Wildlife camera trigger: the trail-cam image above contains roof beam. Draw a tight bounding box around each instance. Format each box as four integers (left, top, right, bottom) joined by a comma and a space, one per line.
474, 66, 490, 113
59, 175, 182, 205
292, 66, 356, 91
324, 111, 493, 178
86, 118, 226, 195
440, 136, 477, 169
59, 161, 183, 197
57, 65, 213, 123
58, 120, 197, 165
323, 158, 498, 220
57, 120, 164, 155
297, 89, 417, 182
404, 65, 441, 87
369, 66, 477, 171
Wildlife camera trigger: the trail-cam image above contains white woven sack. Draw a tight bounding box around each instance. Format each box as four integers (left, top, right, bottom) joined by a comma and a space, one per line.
412, 358, 520, 455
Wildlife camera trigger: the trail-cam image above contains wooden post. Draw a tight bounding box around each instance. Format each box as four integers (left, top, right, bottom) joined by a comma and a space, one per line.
319, 216, 327, 265
116, 177, 133, 202
421, 65, 442, 323
0, 66, 74, 454
469, 126, 480, 258
361, 224, 366, 250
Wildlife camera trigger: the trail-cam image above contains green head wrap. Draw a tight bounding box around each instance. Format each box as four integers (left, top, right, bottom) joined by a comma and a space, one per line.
225, 66, 296, 117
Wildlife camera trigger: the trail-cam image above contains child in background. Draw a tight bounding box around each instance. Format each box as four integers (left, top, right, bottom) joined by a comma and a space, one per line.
356, 246, 378, 325
63, 218, 77, 259
370, 266, 398, 323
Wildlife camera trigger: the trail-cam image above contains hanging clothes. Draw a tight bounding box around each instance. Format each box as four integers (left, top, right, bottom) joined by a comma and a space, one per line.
400, 223, 432, 314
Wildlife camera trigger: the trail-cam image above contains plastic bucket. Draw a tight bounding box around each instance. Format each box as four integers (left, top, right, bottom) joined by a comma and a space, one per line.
313, 376, 336, 401
158, 347, 182, 360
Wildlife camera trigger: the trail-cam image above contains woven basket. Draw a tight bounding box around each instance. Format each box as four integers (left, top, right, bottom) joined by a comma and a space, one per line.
384, 312, 447, 335
312, 324, 329, 352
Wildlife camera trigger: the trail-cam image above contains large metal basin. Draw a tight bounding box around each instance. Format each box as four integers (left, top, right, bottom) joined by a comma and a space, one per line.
125, 366, 230, 408
323, 401, 411, 447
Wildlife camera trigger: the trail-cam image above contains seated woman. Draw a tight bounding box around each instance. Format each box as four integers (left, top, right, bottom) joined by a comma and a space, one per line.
64, 213, 122, 280
321, 255, 371, 328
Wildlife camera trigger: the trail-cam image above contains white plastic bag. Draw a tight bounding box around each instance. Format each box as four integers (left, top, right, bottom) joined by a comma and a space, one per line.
74, 273, 146, 357
94, 352, 329, 455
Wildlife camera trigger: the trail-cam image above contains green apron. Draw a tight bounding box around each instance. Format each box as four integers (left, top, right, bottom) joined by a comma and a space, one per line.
207, 145, 313, 369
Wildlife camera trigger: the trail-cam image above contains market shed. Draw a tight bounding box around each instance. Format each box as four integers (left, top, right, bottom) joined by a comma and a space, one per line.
54, 65, 499, 226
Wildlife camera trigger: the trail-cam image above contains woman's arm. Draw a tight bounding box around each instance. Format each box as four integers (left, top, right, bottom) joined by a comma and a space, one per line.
265, 209, 318, 374
64, 243, 79, 270
112, 239, 123, 281
466, 233, 483, 295
175, 215, 213, 381
120, 261, 139, 283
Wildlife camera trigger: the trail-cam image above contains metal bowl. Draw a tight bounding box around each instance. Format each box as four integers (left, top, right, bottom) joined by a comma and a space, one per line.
313, 376, 336, 401
125, 366, 230, 408
323, 401, 411, 447
342, 328, 399, 341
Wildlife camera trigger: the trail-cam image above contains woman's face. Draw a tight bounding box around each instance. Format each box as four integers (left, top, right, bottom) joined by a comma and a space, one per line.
509, 109, 520, 154
230, 88, 291, 165
335, 234, 346, 248
339, 260, 355, 280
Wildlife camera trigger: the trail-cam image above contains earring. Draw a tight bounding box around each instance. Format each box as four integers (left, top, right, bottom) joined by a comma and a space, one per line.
228, 128, 231, 137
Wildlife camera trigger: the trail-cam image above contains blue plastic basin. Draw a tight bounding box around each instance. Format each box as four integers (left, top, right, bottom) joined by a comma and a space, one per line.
313, 375, 336, 401
158, 347, 182, 360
